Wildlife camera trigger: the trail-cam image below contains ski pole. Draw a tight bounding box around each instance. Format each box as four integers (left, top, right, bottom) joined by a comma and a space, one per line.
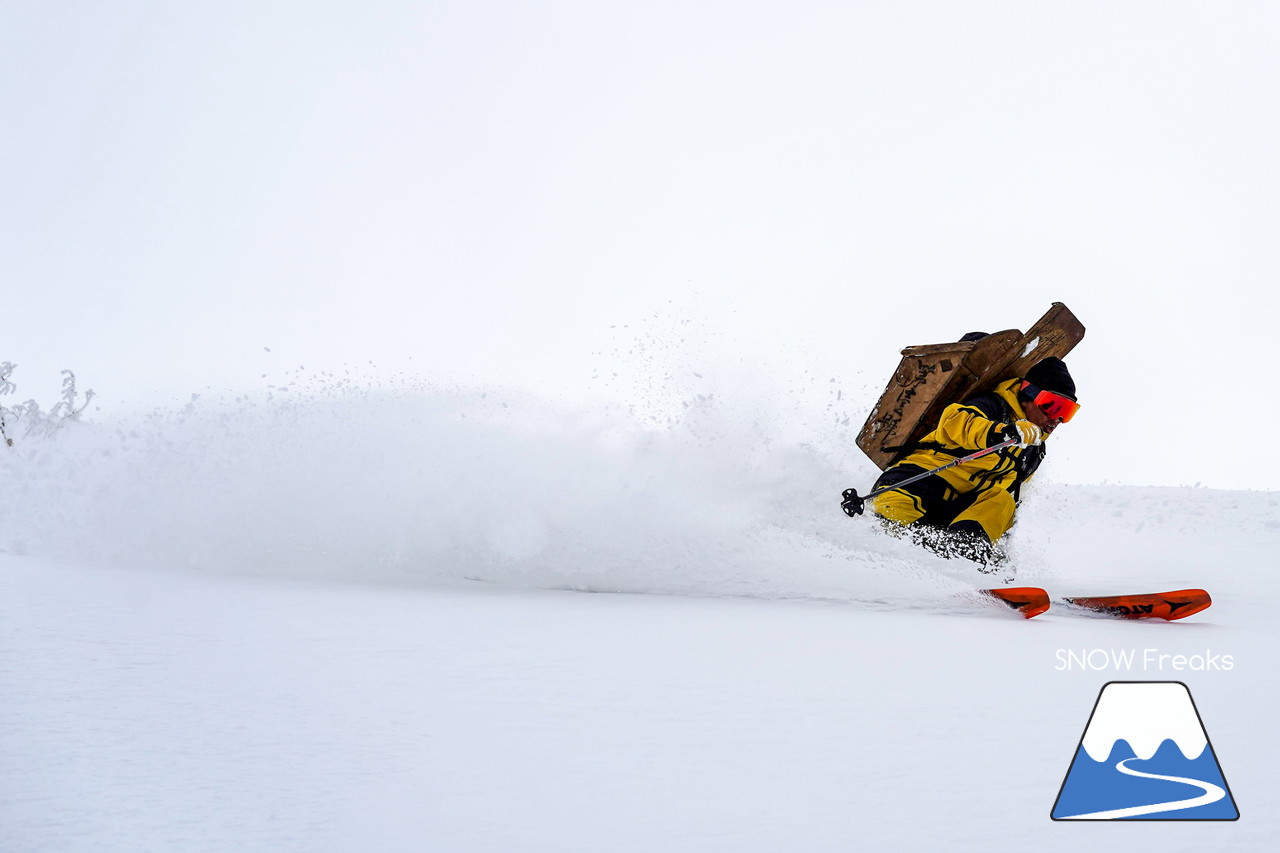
840, 438, 1020, 517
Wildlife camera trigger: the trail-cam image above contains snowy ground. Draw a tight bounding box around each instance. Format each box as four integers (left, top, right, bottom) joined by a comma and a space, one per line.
2, 392, 1276, 851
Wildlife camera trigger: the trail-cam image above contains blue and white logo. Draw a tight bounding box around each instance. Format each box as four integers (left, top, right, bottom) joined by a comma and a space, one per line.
1051, 681, 1239, 820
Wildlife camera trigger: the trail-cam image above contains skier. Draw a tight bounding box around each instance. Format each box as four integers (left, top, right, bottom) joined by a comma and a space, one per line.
864, 356, 1079, 565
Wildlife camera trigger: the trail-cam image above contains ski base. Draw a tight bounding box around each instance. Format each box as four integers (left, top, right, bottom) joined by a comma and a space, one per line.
979, 587, 1052, 619
1059, 588, 1212, 621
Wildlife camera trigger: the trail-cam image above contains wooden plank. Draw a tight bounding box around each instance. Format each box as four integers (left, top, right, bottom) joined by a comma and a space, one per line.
854, 304, 1086, 470
964, 302, 1086, 398
855, 340, 978, 471
900, 329, 1022, 460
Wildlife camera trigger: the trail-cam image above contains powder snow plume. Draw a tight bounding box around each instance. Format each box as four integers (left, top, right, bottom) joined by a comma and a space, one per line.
1, 362, 984, 606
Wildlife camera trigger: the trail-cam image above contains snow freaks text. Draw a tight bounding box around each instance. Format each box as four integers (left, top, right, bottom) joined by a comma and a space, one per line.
1054, 649, 1234, 672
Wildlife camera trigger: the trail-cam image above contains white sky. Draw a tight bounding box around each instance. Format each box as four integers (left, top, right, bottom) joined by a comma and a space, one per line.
4, 1, 1278, 490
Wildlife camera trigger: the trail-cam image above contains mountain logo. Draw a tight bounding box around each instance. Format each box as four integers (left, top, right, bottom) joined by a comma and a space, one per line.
1051, 681, 1239, 820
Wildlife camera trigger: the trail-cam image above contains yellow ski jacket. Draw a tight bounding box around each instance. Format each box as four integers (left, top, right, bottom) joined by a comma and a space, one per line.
893, 378, 1045, 499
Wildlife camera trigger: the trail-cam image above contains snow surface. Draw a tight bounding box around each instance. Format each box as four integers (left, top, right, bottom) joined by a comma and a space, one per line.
2, 387, 1276, 851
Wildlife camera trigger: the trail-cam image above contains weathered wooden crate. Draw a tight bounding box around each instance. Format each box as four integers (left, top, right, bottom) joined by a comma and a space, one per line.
856, 303, 1085, 470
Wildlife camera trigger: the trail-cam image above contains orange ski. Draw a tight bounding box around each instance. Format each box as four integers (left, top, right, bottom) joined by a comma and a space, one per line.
1061, 589, 1212, 621
979, 587, 1052, 619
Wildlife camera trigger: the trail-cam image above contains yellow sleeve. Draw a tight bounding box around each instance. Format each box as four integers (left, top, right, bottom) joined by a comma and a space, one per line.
934, 403, 1001, 452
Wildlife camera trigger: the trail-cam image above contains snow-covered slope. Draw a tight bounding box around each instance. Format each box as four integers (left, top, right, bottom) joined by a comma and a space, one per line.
2, 389, 1275, 851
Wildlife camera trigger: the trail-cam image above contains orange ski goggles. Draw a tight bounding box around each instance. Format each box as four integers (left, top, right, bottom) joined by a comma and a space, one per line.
1021, 382, 1080, 423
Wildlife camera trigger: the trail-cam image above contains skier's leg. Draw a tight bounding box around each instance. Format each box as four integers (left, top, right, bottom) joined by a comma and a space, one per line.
870, 488, 929, 526
948, 487, 1016, 543
868, 465, 938, 527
